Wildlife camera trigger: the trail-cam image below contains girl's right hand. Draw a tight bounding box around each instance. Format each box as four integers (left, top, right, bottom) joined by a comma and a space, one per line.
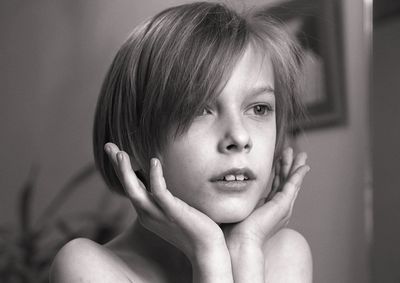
104, 143, 232, 281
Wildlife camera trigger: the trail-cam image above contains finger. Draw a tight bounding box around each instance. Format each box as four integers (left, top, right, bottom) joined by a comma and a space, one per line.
288, 164, 310, 208
271, 173, 280, 194
117, 151, 159, 214
105, 144, 165, 221
257, 165, 310, 232
104, 142, 119, 164
282, 164, 310, 201
104, 143, 122, 179
280, 147, 293, 182
105, 143, 145, 193
289, 152, 308, 175
273, 161, 281, 190
265, 163, 281, 202
149, 158, 180, 221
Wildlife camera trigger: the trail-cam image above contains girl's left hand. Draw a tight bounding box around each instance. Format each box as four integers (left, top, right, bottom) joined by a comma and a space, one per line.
222, 147, 310, 250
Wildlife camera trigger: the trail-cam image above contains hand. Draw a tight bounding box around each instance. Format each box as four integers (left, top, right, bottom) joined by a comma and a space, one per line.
222, 147, 310, 249
104, 143, 232, 281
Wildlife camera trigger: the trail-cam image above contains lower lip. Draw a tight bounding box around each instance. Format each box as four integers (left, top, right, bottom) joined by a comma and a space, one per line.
211, 180, 253, 192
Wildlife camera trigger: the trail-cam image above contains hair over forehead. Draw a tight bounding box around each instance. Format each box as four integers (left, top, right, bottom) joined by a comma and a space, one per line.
93, 1, 304, 194
136, 2, 249, 146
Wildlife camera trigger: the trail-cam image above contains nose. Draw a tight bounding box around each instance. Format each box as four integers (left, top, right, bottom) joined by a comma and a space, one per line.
217, 116, 253, 154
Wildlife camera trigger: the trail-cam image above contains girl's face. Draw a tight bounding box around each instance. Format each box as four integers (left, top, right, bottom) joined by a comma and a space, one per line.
160, 45, 276, 223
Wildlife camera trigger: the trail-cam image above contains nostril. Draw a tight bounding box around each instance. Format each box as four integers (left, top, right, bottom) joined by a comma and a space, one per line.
225, 143, 250, 152
226, 144, 237, 151
219, 129, 252, 153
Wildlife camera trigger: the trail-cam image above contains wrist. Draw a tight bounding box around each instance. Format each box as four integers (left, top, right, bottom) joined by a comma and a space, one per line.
227, 241, 265, 283
226, 233, 264, 252
191, 245, 233, 283
191, 237, 230, 268
228, 239, 264, 260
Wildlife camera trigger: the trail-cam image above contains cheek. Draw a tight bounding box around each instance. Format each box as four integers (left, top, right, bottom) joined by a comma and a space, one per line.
251, 125, 276, 177
252, 122, 276, 151
160, 136, 212, 196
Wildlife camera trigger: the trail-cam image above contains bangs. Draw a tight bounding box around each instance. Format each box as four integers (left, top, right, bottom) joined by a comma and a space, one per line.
138, 3, 249, 156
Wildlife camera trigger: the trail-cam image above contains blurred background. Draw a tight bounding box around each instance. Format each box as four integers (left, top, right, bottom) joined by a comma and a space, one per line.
0, 0, 398, 282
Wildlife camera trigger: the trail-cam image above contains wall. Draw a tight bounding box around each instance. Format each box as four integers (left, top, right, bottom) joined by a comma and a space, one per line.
292, 0, 371, 282
0, 0, 370, 282
372, 16, 400, 283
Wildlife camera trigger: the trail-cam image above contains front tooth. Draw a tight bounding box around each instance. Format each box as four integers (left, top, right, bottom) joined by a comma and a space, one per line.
236, 174, 245, 181
224, 174, 236, 181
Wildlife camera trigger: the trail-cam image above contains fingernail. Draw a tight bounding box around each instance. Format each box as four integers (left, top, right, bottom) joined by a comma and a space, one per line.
306, 166, 311, 172
151, 158, 158, 168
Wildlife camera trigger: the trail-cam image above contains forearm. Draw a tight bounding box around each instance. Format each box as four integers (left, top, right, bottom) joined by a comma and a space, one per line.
191, 246, 234, 283
228, 241, 265, 283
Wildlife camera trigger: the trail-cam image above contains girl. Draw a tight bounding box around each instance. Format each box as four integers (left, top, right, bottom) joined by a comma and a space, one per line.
50, 2, 312, 282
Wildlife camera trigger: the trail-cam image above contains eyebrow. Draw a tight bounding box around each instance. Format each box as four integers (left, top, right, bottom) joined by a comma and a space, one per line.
248, 85, 275, 98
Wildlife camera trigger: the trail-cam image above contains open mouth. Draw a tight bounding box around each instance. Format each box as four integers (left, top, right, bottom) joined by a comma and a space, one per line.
219, 174, 249, 181
210, 168, 256, 183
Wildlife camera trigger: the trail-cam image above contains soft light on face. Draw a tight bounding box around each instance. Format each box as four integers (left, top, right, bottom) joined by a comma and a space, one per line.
160, 45, 276, 223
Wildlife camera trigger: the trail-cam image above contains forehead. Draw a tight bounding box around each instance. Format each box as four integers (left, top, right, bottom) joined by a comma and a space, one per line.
219, 45, 275, 99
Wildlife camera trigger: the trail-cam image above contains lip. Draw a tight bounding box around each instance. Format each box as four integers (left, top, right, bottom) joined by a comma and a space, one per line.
209, 167, 256, 182
211, 179, 253, 191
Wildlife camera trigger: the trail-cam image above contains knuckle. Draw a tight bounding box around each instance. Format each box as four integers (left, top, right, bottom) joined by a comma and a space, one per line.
278, 190, 291, 204
287, 180, 299, 191
150, 187, 161, 199
299, 151, 308, 160
272, 192, 285, 203
151, 188, 169, 206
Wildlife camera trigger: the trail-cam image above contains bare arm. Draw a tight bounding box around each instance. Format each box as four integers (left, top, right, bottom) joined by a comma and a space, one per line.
264, 229, 312, 282
49, 238, 136, 283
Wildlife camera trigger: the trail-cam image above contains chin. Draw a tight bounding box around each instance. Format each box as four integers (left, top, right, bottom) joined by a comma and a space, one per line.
203, 201, 255, 224
213, 214, 248, 224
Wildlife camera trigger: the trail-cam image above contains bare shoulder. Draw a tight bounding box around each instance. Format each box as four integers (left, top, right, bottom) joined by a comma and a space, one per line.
49, 238, 140, 283
264, 228, 313, 282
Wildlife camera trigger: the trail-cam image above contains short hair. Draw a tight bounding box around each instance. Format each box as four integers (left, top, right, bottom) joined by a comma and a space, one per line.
93, 1, 304, 194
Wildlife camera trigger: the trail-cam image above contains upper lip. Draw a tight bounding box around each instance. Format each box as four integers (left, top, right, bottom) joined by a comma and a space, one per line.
210, 167, 256, 182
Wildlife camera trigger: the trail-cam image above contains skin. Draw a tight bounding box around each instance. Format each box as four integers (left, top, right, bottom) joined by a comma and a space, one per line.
50, 45, 312, 283
160, 46, 276, 224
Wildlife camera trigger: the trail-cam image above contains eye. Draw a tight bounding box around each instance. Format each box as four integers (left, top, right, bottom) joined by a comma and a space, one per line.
198, 107, 212, 116
248, 104, 273, 116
